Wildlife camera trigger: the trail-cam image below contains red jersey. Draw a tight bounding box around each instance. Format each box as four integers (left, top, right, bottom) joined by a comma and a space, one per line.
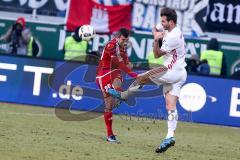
96, 38, 137, 77
96, 38, 137, 94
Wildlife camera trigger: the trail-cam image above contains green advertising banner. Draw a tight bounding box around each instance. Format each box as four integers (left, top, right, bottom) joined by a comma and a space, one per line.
0, 18, 64, 60
185, 38, 240, 76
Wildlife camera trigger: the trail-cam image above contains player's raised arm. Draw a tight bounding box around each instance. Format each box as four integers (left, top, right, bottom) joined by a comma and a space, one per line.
153, 27, 166, 58
110, 55, 138, 78
110, 28, 138, 78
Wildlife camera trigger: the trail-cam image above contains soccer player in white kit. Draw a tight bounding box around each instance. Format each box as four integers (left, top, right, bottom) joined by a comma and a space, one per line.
108, 7, 187, 153
152, 7, 187, 153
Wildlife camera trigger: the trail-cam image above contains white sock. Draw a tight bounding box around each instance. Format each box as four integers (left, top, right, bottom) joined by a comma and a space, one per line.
120, 85, 142, 100
166, 109, 178, 139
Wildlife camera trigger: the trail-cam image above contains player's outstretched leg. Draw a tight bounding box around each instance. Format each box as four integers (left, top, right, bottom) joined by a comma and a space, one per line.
107, 88, 122, 100
121, 65, 168, 100
120, 84, 143, 100
107, 84, 143, 101
108, 65, 168, 101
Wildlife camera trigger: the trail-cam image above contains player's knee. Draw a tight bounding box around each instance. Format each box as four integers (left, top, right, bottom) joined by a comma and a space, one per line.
165, 100, 177, 110
112, 78, 122, 87
104, 106, 113, 112
104, 97, 114, 111
166, 105, 176, 112
165, 94, 178, 108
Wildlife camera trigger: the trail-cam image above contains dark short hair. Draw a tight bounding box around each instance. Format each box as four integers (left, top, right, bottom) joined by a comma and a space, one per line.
160, 7, 177, 24
118, 27, 130, 38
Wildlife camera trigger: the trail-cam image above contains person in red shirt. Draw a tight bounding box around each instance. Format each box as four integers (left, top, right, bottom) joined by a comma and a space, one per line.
96, 28, 137, 143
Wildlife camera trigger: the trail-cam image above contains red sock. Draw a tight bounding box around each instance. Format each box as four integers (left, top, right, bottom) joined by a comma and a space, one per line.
104, 112, 113, 137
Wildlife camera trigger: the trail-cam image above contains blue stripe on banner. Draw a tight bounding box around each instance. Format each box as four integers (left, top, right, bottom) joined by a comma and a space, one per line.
98, 0, 104, 4
111, 0, 119, 5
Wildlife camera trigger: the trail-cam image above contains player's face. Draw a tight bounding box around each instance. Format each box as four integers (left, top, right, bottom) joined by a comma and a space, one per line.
118, 35, 129, 48
161, 16, 170, 30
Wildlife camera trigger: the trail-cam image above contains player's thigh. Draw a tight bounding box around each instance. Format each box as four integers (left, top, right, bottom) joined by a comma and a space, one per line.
129, 74, 152, 88
163, 69, 186, 94
159, 69, 183, 84
112, 77, 122, 90
144, 66, 168, 85
164, 69, 187, 110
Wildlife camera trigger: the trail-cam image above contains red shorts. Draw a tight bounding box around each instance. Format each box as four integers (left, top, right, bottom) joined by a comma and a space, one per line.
96, 69, 122, 95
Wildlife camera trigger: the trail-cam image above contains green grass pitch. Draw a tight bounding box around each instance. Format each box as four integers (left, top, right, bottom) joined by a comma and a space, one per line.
0, 102, 239, 160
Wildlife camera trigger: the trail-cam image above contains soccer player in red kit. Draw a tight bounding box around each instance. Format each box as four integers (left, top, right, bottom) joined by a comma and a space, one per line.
96, 28, 137, 143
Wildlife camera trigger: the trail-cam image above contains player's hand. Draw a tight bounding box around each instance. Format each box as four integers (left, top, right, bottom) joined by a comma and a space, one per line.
128, 72, 138, 78
153, 31, 165, 41
152, 26, 158, 33
127, 62, 133, 69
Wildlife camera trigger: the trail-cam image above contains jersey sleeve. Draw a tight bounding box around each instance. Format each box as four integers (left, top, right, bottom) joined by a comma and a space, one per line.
111, 56, 137, 78
161, 34, 181, 53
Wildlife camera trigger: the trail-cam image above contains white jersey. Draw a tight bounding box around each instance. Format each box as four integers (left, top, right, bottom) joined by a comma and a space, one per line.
161, 27, 186, 70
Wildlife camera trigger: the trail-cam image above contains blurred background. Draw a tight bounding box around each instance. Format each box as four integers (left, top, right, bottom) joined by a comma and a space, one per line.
0, 0, 239, 79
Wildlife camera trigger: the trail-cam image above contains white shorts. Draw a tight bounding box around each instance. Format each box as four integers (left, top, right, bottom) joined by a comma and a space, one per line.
149, 68, 187, 97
